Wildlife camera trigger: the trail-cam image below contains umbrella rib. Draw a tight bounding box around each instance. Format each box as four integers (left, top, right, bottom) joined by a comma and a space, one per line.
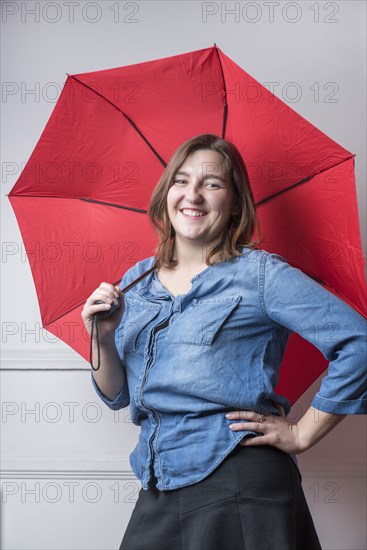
80, 198, 147, 213
214, 45, 228, 139
7, 194, 148, 212
69, 75, 167, 169
256, 154, 356, 206
256, 176, 313, 206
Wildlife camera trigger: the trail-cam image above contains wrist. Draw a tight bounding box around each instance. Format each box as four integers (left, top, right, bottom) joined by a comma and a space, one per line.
288, 422, 309, 454
92, 331, 116, 348
295, 425, 311, 454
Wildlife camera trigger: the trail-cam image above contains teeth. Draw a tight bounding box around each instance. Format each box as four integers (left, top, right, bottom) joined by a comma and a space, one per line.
182, 209, 205, 217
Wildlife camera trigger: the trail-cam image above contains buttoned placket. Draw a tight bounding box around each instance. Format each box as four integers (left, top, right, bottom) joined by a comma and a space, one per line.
150, 296, 184, 483
134, 267, 214, 487
131, 296, 168, 487
134, 291, 188, 486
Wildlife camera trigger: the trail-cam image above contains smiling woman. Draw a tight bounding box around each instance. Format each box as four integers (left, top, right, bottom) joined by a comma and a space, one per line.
167, 149, 235, 249
148, 136, 259, 299
148, 133, 259, 271
81, 134, 366, 550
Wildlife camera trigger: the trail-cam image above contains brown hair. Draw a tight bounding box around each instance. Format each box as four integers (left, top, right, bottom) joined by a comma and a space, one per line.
148, 134, 260, 269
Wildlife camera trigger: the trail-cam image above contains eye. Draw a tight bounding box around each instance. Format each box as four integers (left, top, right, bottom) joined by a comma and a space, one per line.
173, 179, 187, 185
205, 182, 223, 189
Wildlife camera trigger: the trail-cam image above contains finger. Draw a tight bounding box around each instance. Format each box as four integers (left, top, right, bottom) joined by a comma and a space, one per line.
98, 282, 115, 293
239, 435, 270, 447
101, 284, 123, 301
229, 421, 269, 433
226, 410, 268, 422
115, 287, 125, 301
97, 295, 119, 306
84, 289, 118, 308
86, 290, 118, 307
98, 283, 120, 299
113, 286, 123, 298
83, 302, 113, 316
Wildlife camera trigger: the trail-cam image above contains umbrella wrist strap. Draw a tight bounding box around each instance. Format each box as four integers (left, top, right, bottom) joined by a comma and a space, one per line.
90, 314, 101, 371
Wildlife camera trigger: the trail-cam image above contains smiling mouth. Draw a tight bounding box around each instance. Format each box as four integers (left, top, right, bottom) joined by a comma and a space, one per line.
180, 209, 208, 218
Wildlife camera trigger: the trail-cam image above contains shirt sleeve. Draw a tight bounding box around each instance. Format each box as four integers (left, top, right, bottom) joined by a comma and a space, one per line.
90, 265, 137, 410
90, 371, 130, 410
260, 252, 367, 414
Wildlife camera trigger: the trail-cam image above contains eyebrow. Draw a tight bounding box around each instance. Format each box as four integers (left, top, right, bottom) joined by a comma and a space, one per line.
174, 170, 226, 183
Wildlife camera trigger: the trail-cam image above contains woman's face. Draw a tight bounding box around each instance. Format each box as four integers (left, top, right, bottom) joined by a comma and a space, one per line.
166, 149, 236, 250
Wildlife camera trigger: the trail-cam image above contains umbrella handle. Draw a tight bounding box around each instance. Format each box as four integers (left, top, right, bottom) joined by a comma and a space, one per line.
90, 263, 158, 370
94, 299, 121, 319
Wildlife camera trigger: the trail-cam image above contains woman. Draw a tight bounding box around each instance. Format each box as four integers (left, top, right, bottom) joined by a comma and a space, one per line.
81, 134, 366, 550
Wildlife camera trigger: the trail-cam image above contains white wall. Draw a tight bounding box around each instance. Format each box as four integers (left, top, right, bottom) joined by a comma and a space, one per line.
1, 1, 366, 549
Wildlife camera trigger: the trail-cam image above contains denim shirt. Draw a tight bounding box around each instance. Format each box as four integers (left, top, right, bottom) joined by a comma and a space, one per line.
91, 247, 367, 491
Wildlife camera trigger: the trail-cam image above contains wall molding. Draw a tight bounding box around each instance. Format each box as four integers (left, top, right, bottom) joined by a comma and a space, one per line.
1, 348, 88, 370
1, 470, 137, 481
0, 457, 135, 480
1, 457, 366, 480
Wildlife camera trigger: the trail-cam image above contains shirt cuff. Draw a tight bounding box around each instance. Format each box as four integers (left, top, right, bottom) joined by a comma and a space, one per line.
311, 394, 367, 414
90, 371, 130, 410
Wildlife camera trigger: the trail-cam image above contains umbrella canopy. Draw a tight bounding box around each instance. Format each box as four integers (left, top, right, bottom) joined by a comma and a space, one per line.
9, 45, 366, 404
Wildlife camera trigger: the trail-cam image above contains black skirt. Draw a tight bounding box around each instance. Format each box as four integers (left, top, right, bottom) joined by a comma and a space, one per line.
119, 445, 322, 550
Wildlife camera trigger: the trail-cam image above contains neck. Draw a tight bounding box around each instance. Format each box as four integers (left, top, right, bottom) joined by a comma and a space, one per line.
173, 238, 217, 271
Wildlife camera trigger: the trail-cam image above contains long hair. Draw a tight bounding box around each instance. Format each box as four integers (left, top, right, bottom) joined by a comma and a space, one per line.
148, 134, 260, 269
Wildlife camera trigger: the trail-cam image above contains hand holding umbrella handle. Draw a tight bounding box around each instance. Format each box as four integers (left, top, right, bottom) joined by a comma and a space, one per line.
93, 298, 121, 319
90, 263, 157, 370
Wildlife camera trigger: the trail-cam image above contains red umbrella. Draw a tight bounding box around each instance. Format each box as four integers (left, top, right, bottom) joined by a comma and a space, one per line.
8, 45, 366, 404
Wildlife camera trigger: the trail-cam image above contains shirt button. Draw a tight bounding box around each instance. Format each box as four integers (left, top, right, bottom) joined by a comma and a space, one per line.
192, 298, 198, 304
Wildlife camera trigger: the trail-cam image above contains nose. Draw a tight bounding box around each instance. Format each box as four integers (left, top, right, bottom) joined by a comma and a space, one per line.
185, 182, 203, 204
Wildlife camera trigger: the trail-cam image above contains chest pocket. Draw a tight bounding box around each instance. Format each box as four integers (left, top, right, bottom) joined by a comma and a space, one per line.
122, 297, 162, 353
166, 295, 242, 346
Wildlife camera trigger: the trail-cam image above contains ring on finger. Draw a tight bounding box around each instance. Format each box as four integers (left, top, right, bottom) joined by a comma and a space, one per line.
258, 413, 266, 423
